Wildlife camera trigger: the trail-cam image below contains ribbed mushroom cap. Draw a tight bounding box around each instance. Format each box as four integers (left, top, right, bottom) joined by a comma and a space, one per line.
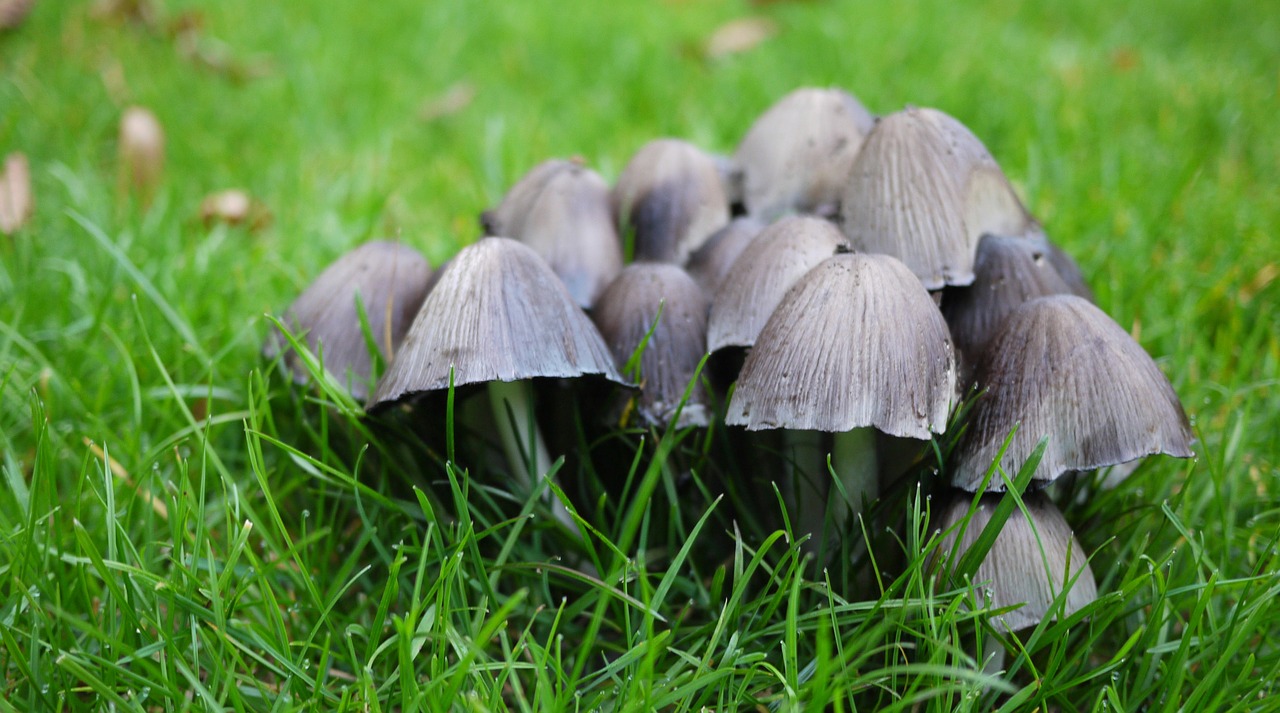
706, 215, 848, 353
370, 237, 627, 409
612, 138, 730, 264
684, 216, 767, 298
725, 252, 956, 438
942, 234, 1077, 372
266, 241, 432, 401
841, 106, 1033, 290
950, 295, 1194, 491
935, 490, 1097, 633
481, 159, 623, 308
591, 263, 711, 428
734, 87, 876, 220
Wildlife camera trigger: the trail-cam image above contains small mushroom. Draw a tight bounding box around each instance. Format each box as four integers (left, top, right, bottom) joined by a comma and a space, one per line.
591, 263, 711, 429
118, 106, 165, 205
949, 294, 1194, 492
265, 241, 432, 401
683, 215, 766, 298
200, 188, 271, 230
941, 233, 1077, 384
706, 215, 847, 354
0, 0, 35, 31
0, 152, 33, 235
934, 490, 1097, 633
481, 158, 622, 308
734, 86, 876, 220
371, 237, 628, 526
841, 106, 1033, 290
727, 252, 955, 547
612, 138, 730, 264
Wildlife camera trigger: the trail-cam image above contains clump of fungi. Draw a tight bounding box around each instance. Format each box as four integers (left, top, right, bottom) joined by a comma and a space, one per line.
265, 86, 1194, 666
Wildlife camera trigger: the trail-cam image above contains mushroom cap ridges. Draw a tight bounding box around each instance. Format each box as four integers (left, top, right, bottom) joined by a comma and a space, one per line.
369, 237, 626, 409
934, 490, 1097, 632
612, 138, 731, 264
482, 159, 622, 308
591, 262, 711, 428
949, 294, 1194, 491
841, 106, 1032, 290
725, 252, 956, 438
734, 87, 876, 220
706, 215, 848, 353
266, 241, 432, 401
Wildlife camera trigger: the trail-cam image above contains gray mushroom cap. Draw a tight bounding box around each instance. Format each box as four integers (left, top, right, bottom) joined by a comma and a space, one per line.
369, 237, 627, 409
935, 490, 1097, 633
481, 158, 623, 309
942, 233, 1078, 375
949, 294, 1194, 491
840, 106, 1033, 290
725, 252, 956, 438
591, 263, 711, 429
266, 241, 432, 401
734, 86, 876, 220
706, 215, 848, 353
611, 138, 731, 264
684, 216, 767, 298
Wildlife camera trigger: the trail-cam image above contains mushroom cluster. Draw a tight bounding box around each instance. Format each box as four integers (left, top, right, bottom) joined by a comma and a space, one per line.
265, 86, 1194, 637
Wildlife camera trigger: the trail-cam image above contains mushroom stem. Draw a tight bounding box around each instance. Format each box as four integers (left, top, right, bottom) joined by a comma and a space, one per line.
783, 429, 829, 553
487, 379, 575, 529
830, 427, 878, 530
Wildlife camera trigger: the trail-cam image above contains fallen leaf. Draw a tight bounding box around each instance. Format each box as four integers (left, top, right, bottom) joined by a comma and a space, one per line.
419, 81, 476, 122
0, 152, 33, 234
705, 17, 776, 60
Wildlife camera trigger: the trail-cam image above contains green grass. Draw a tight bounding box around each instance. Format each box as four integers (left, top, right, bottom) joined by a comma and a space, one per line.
2, 0, 1278, 710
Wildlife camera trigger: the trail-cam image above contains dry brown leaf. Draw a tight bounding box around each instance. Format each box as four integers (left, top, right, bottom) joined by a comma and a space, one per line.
705, 17, 776, 60
418, 82, 476, 122
0, 152, 33, 234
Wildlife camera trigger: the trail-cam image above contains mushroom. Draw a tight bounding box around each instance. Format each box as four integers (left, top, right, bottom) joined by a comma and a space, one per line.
612, 138, 730, 264
683, 215, 766, 298
941, 233, 1077, 385
118, 106, 165, 206
265, 241, 432, 402
0, 152, 33, 235
949, 294, 1194, 492
734, 86, 876, 220
370, 237, 628, 524
727, 252, 955, 548
840, 106, 1033, 290
934, 489, 1097, 633
706, 215, 848, 354
591, 263, 711, 429
481, 158, 623, 309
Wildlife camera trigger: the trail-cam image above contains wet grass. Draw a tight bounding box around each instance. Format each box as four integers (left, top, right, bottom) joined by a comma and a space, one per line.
1, 0, 1278, 709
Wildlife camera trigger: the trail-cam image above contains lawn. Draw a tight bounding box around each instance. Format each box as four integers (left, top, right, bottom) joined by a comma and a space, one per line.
1, 0, 1278, 710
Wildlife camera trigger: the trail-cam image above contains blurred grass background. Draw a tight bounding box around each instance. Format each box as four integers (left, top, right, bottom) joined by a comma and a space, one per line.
2, 0, 1278, 709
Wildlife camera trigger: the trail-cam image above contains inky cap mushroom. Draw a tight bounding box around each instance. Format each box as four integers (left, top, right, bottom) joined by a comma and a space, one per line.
266, 241, 432, 401
935, 490, 1097, 633
726, 252, 955, 439
841, 106, 1033, 290
707, 215, 848, 354
482, 158, 623, 308
591, 263, 711, 428
734, 86, 876, 220
370, 237, 627, 408
950, 294, 1194, 491
683, 216, 766, 298
612, 138, 730, 264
